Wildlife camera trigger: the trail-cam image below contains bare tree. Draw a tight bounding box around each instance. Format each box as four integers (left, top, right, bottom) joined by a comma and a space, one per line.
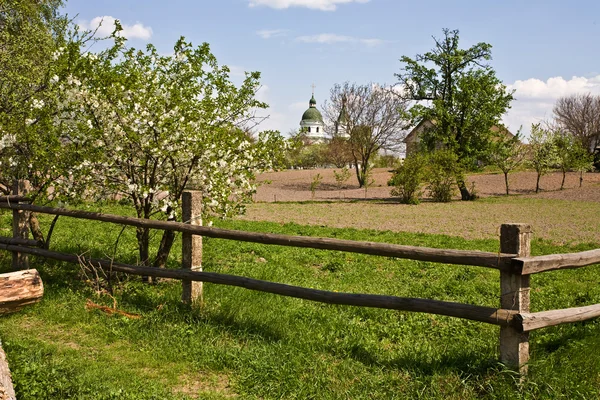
323, 82, 409, 187
553, 93, 600, 152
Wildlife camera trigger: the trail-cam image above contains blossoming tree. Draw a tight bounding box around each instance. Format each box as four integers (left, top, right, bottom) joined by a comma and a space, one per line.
59, 32, 284, 269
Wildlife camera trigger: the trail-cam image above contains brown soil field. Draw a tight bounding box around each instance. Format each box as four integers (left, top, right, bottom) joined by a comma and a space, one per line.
241, 169, 600, 245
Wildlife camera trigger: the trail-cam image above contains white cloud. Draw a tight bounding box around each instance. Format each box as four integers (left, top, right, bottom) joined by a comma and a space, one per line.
78, 16, 153, 40
248, 0, 369, 11
256, 29, 289, 39
296, 33, 383, 46
503, 75, 600, 138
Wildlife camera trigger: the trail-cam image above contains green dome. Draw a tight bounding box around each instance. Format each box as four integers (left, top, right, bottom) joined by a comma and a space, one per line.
302, 107, 323, 122
301, 94, 323, 122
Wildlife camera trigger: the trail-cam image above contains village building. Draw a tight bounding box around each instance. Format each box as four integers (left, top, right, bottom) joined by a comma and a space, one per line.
299, 90, 351, 143
403, 119, 514, 157
299, 92, 327, 143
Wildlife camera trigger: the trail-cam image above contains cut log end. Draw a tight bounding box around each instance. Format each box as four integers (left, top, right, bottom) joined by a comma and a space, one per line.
0, 269, 44, 315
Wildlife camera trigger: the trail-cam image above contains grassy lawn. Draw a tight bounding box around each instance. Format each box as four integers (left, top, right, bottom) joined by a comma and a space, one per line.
0, 203, 598, 399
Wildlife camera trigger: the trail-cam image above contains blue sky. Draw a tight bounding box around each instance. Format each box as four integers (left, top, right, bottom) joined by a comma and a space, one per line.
63, 0, 600, 138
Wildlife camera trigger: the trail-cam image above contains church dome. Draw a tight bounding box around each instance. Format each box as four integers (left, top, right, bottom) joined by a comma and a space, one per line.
301, 95, 323, 122
301, 107, 323, 122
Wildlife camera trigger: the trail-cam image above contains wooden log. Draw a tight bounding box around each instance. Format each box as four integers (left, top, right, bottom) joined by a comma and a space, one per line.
0, 243, 520, 327
518, 303, 600, 332
0, 195, 29, 203
181, 191, 203, 306
0, 203, 517, 270
0, 340, 16, 400
514, 249, 600, 275
0, 236, 43, 247
0, 269, 44, 315
11, 181, 29, 271
499, 223, 531, 374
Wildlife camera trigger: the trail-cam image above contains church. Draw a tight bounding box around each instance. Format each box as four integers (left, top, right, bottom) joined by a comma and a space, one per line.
299, 88, 349, 143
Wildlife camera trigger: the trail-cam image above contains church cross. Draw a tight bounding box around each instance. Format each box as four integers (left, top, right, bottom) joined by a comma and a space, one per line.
311, 83, 316, 95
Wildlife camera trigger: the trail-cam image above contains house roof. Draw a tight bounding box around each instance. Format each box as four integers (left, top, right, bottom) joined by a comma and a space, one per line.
403, 119, 514, 143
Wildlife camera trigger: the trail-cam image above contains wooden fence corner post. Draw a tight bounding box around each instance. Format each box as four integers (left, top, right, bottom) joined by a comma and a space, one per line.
499, 223, 532, 375
181, 191, 202, 307
12, 179, 29, 271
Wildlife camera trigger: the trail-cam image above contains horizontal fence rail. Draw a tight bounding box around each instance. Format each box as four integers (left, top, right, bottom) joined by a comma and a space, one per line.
0, 242, 519, 326
2, 192, 600, 374
517, 304, 600, 332
514, 249, 600, 275
0, 202, 517, 270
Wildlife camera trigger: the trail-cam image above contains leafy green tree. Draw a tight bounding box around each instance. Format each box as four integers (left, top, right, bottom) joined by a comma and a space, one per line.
488, 130, 527, 195
529, 124, 559, 193
61, 33, 282, 270
553, 131, 594, 190
0, 0, 92, 246
396, 29, 514, 200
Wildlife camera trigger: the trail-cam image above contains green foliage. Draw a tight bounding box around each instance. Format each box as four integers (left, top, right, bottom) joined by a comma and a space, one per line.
529, 124, 560, 193
333, 167, 351, 190
487, 129, 527, 195
389, 154, 427, 204
426, 150, 460, 202
553, 131, 594, 189
310, 173, 322, 199
397, 29, 513, 199
371, 153, 401, 168
284, 130, 327, 169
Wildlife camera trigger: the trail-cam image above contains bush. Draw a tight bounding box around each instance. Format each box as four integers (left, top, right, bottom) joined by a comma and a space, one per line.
389, 154, 427, 204
426, 150, 459, 202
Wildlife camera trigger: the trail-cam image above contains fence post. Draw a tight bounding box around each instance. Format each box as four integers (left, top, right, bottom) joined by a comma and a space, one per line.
12, 180, 29, 270
499, 223, 531, 374
181, 191, 202, 306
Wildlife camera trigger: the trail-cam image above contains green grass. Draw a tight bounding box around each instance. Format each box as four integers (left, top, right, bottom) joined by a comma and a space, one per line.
0, 204, 599, 399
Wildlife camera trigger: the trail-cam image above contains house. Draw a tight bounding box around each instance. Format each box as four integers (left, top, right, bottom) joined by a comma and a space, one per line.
403, 119, 514, 157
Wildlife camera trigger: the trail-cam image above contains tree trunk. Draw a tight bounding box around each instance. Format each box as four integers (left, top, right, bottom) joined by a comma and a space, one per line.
457, 178, 474, 201
535, 173, 541, 193
153, 229, 176, 269
136, 226, 151, 283
29, 212, 45, 243
44, 215, 60, 250
353, 158, 364, 188
504, 172, 510, 196
580, 171, 584, 187
560, 170, 566, 190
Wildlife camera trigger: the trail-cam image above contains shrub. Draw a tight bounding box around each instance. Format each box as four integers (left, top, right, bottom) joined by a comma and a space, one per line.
426, 150, 459, 202
389, 154, 427, 204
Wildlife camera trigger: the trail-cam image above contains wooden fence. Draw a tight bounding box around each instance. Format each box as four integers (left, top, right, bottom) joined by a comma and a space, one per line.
1, 192, 600, 375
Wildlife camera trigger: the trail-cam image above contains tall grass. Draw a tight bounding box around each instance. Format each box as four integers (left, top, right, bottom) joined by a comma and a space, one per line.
0, 204, 598, 399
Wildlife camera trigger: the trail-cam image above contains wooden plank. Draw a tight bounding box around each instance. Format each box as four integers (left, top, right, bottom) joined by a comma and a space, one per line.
0, 340, 16, 400
515, 249, 600, 275
518, 303, 600, 332
0, 203, 517, 270
0, 195, 29, 203
0, 243, 520, 327
181, 191, 203, 306
0, 269, 44, 315
0, 236, 43, 247
499, 223, 531, 374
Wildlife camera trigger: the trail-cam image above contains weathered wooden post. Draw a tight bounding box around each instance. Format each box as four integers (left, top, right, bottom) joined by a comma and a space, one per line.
12, 180, 29, 271
181, 191, 202, 306
499, 223, 532, 374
